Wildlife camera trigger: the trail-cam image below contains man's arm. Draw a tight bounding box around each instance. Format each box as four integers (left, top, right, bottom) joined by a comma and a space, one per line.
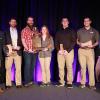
88, 30, 99, 48
21, 30, 28, 51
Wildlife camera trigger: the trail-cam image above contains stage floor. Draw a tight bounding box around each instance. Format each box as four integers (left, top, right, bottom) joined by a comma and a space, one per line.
0, 83, 100, 100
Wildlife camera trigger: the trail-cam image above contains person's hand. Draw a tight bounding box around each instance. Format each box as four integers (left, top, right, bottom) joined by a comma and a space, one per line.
80, 43, 85, 48
28, 49, 33, 53
43, 48, 48, 51
58, 50, 64, 55
7, 51, 13, 56
24, 46, 29, 51
87, 45, 94, 49
63, 50, 68, 55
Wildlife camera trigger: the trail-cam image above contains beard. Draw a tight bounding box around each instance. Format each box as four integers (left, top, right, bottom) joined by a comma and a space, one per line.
27, 23, 34, 30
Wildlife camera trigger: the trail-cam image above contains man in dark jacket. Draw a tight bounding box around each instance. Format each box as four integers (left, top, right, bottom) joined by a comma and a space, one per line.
5, 18, 22, 89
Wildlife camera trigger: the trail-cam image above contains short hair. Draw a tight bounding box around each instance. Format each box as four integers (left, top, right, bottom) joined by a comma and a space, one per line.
9, 18, 16, 22
27, 17, 34, 21
61, 17, 69, 22
84, 17, 92, 21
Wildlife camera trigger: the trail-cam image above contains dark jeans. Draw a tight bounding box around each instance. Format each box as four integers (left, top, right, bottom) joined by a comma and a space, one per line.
0, 59, 5, 84
23, 51, 38, 84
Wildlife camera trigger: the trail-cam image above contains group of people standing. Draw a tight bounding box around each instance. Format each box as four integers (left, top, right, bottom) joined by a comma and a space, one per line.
0, 17, 99, 94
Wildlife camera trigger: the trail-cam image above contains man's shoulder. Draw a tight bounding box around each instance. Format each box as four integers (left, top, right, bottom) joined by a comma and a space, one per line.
21, 26, 29, 33
77, 27, 84, 32
91, 27, 99, 34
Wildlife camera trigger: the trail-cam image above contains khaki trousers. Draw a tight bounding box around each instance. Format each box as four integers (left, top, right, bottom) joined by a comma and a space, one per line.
57, 50, 74, 84
5, 55, 22, 86
39, 57, 51, 84
78, 48, 95, 86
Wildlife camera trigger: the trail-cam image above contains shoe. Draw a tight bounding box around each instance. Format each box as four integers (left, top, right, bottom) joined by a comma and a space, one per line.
89, 86, 96, 90
16, 85, 22, 89
46, 82, 51, 86
5, 86, 12, 90
0, 88, 4, 94
40, 83, 47, 87
79, 84, 85, 88
56, 82, 65, 87
28, 82, 33, 85
24, 82, 33, 87
67, 84, 73, 89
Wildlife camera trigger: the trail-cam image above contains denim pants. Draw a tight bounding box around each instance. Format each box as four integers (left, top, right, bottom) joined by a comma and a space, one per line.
23, 51, 38, 84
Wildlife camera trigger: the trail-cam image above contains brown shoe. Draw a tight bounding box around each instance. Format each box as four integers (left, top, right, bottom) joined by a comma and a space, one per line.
0, 88, 4, 94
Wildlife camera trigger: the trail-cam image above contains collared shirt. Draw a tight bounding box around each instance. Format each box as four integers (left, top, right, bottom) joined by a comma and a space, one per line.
77, 27, 99, 44
21, 26, 36, 51
55, 27, 76, 52
10, 27, 18, 47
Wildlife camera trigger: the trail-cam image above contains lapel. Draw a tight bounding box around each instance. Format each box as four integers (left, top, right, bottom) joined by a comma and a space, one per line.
8, 28, 19, 45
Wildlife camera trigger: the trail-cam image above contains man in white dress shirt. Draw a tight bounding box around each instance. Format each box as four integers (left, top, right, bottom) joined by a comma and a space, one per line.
5, 18, 22, 89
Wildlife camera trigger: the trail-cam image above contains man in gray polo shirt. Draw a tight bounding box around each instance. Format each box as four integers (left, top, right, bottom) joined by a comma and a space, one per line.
77, 17, 99, 89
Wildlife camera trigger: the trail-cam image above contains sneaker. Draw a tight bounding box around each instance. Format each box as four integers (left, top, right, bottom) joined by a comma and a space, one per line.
28, 82, 33, 85
24, 82, 33, 87
56, 82, 65, 87
40, 83, 47, 87
46, 82, 51, 86
89, 86, 96, 90
67, 84, 73, 89
79, 84, 85, 88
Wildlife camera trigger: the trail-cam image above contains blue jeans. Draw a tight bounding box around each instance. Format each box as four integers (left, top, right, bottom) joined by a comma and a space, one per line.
23, 51, 38, 84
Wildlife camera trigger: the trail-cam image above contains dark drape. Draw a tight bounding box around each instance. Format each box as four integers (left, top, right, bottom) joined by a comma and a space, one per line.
0, 0, 100, 32
0, 0, 100, 82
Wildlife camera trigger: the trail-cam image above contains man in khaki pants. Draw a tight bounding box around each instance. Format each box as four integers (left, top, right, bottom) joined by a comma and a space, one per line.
55, 18, 76, 88
5, 18, 22, 89
77, 17, 99, 89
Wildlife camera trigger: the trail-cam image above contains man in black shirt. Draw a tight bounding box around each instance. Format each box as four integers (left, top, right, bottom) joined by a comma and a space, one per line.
55, 18, 76, 88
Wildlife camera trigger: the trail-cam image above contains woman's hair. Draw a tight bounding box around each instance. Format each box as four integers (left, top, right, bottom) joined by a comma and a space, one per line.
40, 25, 51, 39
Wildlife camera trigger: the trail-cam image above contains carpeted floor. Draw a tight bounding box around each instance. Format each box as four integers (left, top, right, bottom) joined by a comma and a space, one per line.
0, 83, 100, 100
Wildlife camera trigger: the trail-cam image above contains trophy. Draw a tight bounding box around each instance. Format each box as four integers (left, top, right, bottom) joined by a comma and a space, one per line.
32, 28, 42, 52
3, 45, 17, 57
81, 40, 92, 47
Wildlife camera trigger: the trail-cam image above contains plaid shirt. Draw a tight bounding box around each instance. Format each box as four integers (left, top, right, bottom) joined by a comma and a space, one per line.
21, 26, 36, 51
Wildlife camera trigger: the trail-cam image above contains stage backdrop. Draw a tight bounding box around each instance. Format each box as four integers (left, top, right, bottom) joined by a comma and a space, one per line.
0, 0, 100, 83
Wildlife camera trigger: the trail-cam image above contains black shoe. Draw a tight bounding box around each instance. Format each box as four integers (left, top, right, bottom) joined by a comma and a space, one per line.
5, 86, 12, 90
16, 85, 22, 89
67, 84, 73, 89
89, 86, 96, 90
40, 83, 47, 87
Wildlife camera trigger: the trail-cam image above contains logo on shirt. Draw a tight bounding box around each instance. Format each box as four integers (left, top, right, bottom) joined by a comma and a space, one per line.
90, 31, 94, 34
